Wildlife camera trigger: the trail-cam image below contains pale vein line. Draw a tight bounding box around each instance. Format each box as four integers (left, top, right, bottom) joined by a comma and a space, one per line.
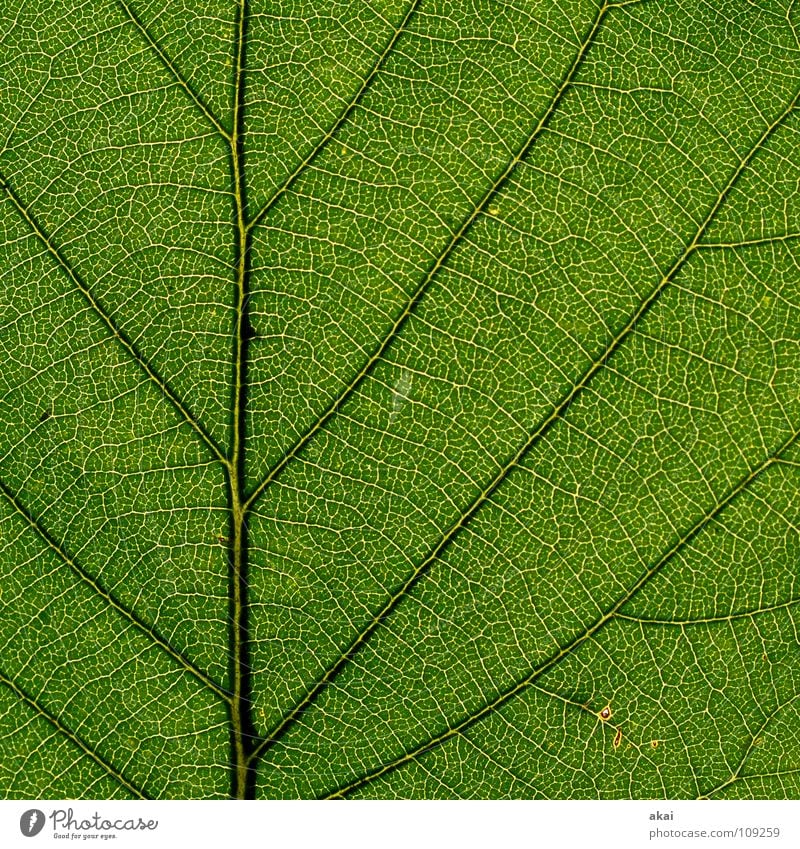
244, 0, 610, 513
0, 174, 229, 468
246, 4, 613, 763
699, 690, 800, 799
0, 670, 149, 799
245, 0, 423, 233
0, 478, 230, 703
617, 598, 800, 626
249, 75, 800, 765
323, 427, 800, 798
706, 766, 800, 794
116, 0, 232, 141
696, 233, 800, 250
523, 682, 677, 798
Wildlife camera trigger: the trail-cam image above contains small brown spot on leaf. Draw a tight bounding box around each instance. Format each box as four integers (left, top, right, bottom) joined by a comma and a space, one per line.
651, 739, 659, 749
598, 705, 612, 721
613, 728, 622, 749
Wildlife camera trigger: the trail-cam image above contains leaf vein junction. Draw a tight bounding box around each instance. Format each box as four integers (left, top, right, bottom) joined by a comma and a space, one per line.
115, 0, 232, 141
248, 75, 800, 773
0, 477, 230, 703
0, 174, 229, 468
323, 425, 800, 798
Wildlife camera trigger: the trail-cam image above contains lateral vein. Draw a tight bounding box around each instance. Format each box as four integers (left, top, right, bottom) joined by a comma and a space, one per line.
249, 73, 800, 768
245, 0, 423, 233
0, 478, 231, 703
243, 0, 610, 513
116, 0, 232, 141
323, 426, 800, 798
247, 2, 614, 762
0, 669, 150, 799
699, 690, 800, 799
0, 174, 229, 468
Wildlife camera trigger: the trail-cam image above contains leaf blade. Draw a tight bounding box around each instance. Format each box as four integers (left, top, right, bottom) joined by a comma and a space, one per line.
1, 0, 799, 800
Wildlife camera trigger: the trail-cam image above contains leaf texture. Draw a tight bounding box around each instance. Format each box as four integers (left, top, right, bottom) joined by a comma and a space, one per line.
1, 0, 799, 799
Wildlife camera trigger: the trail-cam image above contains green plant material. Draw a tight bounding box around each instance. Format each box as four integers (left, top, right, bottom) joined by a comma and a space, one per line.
1, 0, 799, 800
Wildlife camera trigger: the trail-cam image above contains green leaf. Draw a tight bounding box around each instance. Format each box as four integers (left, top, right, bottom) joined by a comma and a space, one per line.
1, 0, 799, 800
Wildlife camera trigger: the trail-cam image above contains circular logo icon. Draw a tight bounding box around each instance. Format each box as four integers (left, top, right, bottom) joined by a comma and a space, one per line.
19, 810, 45, 837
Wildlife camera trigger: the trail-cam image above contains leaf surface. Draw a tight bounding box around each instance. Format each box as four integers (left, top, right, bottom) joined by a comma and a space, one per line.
1, 0, 799, 799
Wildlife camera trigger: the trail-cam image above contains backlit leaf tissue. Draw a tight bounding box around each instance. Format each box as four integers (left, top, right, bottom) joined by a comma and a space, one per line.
1, 0, 799, 799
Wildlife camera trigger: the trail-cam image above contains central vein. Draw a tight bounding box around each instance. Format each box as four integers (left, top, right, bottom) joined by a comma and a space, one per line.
228, 0, 254, 800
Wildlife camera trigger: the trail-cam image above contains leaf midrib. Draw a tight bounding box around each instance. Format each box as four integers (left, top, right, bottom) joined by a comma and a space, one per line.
0, 0, 798, 800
